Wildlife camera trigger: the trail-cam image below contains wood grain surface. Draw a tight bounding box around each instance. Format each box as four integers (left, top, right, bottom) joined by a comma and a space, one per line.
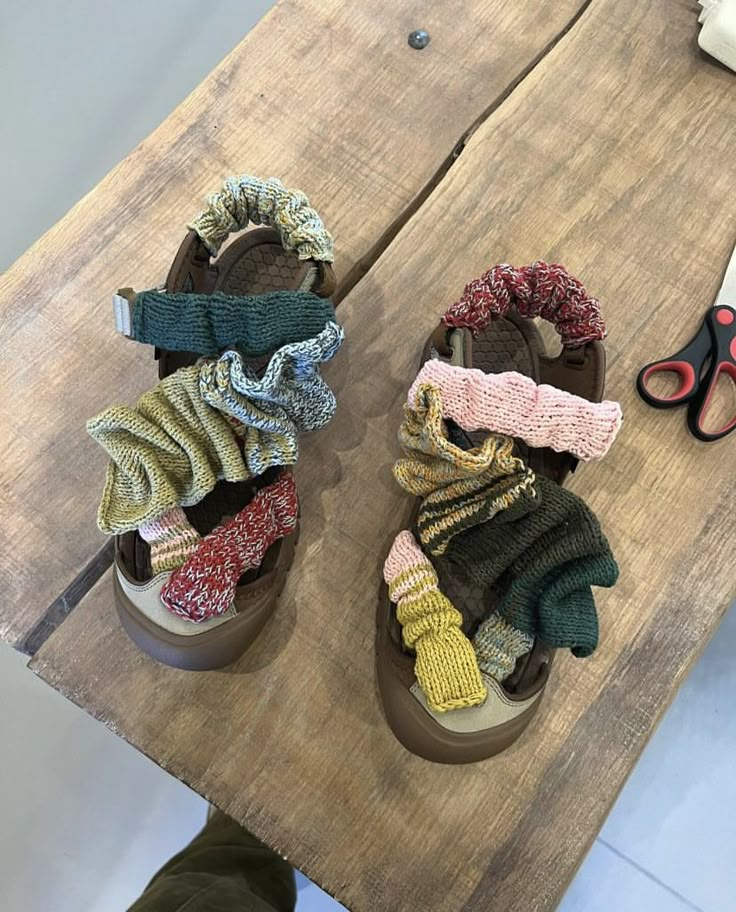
24, 0, 736, 909
0, 0, 587, 649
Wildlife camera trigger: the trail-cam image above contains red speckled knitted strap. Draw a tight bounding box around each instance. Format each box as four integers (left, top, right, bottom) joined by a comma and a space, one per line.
443, 262, 606, 347
160, 472, 298, 622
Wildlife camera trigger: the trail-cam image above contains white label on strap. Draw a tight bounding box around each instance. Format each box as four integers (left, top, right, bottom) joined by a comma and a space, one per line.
113, 293, 133, 337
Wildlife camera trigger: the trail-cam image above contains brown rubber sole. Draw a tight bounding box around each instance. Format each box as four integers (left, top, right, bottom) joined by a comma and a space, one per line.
376, 314, 605, 763
115, 524, 299, 671
114, 225, 332, 669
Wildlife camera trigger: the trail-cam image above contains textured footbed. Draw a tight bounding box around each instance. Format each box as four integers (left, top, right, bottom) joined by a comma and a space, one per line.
120, 231, 311, 582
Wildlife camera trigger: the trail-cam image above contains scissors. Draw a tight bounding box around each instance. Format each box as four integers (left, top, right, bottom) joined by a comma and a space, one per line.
637, 241, 736, 442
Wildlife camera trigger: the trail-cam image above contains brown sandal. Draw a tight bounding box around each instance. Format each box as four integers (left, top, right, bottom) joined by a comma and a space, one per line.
377, 309, 608, 763
108, 177, 336, 670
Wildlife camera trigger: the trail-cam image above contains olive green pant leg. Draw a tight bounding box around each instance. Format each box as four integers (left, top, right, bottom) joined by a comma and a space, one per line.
128, 811, 297, 912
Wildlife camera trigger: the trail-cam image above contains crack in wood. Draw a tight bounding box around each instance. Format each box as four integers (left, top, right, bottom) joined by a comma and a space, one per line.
334, 0, 596, 305
19, 541, 114, 656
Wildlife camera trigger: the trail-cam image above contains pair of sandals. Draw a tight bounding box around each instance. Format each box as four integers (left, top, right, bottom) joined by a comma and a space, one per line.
92, 176, 619, 766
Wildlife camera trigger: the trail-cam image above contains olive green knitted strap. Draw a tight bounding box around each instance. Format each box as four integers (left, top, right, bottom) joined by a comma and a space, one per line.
448, 475, 619, 655
188, 174, 334, 262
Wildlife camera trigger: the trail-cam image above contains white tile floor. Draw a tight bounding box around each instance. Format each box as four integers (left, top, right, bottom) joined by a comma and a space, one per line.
1, 3, 733, 910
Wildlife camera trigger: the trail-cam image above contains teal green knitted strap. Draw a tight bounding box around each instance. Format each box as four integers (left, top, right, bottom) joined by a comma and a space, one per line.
130, 289, 336, 356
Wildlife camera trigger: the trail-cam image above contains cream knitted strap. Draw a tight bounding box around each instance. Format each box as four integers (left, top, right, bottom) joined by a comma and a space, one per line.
188, 174, 334, 262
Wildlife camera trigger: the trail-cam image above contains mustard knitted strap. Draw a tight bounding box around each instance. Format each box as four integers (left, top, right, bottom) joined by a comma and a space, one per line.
384, 531, 486, 713
188, 174, 334, 262
393, 382, 537, 555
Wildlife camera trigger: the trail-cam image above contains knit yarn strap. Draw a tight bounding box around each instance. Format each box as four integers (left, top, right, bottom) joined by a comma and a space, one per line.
384, 531, 486, 712
409, 360, 622, 461
188, 174, 334, 262
443, 262, 606, 347
139, 507, 201, 574
473, 613, 534, 682
127, 289, 336, 356
199, 321, 344, 475
88, 320, 343, 535
161, 472, 298, 622
447, 475, 619, 655
393, 383, 537, 555
88, 365, 251, 535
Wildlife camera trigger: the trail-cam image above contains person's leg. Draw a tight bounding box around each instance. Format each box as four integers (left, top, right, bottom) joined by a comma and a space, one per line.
128, 810, 297, 912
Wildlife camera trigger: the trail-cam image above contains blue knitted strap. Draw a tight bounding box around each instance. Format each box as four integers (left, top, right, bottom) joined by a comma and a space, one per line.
199, 321, 345, 475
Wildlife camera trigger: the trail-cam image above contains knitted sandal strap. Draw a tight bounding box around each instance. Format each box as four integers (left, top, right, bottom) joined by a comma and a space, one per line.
409, 361, 622, 461
160, 473, 298, 623
473, 613, 534, 682
383, 531, 486, 712
89, 321, 343, 535
393, 383, 538, 554
188, 174, 334, 262
442, 262, 606, 347
199, 321, 344, 474
139, 507, 201, 575
115, 288, 336, 356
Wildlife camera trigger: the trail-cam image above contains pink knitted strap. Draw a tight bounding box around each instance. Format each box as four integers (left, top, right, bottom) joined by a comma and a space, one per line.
383, 530, 431, 592
443, 262, 606, 347
408, 361, 622, 461
139, 506, 201, 574
160, 473, 298, 622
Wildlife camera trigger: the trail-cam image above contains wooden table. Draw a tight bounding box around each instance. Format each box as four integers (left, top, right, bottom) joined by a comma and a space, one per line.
2, 1, 734, 909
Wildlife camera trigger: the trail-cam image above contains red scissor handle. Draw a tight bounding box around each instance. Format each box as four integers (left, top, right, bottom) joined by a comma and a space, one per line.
687, 306, 736, 442
636, 314, 712, 409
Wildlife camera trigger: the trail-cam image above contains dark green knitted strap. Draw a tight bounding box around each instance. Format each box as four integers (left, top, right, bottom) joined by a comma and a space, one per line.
446, 475, 618, 655
499, 554, 619, 656
131, 289, 336, 357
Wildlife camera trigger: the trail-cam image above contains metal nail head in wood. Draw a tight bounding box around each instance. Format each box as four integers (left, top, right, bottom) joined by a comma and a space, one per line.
408, 29, 430, 49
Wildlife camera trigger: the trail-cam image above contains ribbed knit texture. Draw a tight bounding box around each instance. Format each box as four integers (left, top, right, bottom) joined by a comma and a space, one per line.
139, 507, 201, 574
443, 262, 606, 346
130, 289, 335, 356
161, 473, 298, 622
473, 613, 534, 681
188, 174, 334, 261
448, 475, 619, 656
199, 322, 343, 474
89, 323, 342, 535
89, 364, 251, 535
409, 360, 622, 461
393, 383, 537, 556
384, 531, 486, 712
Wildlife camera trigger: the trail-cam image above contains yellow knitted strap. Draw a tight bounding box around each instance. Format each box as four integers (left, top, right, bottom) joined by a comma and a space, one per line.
396, 588, 465, 646
188, 174, 334, 262
384, 534, 487, 713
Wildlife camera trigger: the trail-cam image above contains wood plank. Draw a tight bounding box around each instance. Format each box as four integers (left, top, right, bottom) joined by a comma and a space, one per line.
31, 0, 736, 909
0, 0, 586, 649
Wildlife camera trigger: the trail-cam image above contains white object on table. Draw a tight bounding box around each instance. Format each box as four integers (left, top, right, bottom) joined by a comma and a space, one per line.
698, 0, 736, 72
